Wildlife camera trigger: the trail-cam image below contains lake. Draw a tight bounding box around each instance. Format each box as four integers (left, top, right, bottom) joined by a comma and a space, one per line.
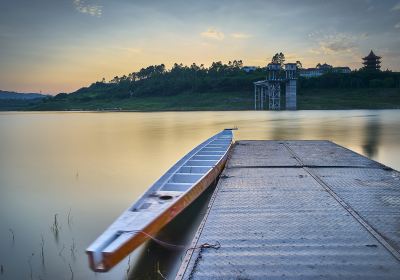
0, 110, 399, 279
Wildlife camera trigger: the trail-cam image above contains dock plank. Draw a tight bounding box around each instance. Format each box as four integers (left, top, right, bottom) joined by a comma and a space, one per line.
177, 141, 400, 280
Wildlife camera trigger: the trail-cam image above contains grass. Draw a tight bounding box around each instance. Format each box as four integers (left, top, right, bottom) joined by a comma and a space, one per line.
298, 88, 400, 109
1, 88, 400, 111
30, 91, 254, 111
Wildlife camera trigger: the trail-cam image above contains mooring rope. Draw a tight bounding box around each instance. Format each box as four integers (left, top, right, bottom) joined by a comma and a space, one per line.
122, 230, 221, 252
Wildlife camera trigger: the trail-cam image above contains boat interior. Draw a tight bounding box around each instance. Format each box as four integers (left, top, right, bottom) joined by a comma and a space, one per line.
87, 130, 233, 267
131, 135, 232, 211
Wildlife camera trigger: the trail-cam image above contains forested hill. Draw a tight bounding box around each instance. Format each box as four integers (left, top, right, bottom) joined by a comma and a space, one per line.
0, 90, 46, 99
55, 60, 399, 102
2, 60, 400, 110
58, 60, 265, 101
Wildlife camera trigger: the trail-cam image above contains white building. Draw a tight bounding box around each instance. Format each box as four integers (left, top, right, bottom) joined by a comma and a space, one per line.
300, 63, 351, 78
241, 66, 257, 73
300, 68, 325, 78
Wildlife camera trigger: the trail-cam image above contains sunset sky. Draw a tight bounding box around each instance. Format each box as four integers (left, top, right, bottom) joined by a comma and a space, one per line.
1, 0, 400, 94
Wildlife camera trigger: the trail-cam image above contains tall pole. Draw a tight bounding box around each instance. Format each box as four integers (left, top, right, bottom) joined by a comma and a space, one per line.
263, 86, 266, 109
264, 86, 266, 110
254, 85, 257, 110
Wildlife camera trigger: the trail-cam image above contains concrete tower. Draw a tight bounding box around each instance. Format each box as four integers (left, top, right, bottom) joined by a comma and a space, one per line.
284, 63, 297, 110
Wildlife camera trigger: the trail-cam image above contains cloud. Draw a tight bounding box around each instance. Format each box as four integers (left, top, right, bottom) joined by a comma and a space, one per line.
363, 0, 374, 11
395, 22, 400, 29
73, 0, 102, 17
392, 2, 400, 11
230, 33, 252, 39
309, 32, 365, 55
200, 28, 224, 40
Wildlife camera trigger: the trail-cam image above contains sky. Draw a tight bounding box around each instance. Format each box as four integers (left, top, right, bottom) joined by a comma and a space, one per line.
0, 0, 400, 94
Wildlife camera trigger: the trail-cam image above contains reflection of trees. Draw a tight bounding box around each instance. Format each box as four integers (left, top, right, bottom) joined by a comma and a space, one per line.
362, 116, 380, 158
269, 115, 303, 140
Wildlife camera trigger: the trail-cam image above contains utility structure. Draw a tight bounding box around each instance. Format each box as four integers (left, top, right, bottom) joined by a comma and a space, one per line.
254, 63, 297, 110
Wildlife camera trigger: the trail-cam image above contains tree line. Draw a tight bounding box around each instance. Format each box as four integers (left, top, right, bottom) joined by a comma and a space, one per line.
299, 70, 400, 90
54, 60, 265, 101
50, 54, 399, 103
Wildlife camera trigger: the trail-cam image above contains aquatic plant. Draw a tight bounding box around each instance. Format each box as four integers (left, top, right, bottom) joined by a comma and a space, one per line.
125, 255, 131, 279
51, 214, 61, 243
70, 239, 76, 260
9, 228, 15, 246
40, 235, 45, 267
28, 253, 34, 280
67, 208, 73, 227
68, 263, 74, 280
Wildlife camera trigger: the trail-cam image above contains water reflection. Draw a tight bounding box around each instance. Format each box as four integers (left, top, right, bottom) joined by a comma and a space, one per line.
0, 110, 399, 280
362, 115, 381, 158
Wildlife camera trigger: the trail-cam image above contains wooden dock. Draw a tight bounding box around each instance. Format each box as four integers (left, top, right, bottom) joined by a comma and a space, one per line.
176, 140, 400, 279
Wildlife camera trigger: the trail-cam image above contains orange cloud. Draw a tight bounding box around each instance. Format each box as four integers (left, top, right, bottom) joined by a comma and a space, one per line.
200, 28, 224, 40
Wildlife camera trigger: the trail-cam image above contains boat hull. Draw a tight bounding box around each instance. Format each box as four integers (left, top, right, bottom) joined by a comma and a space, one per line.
87, 146, 231, 272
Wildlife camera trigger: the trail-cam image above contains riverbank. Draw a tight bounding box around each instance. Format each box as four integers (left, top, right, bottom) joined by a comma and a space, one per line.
298, 88, 400, 109
1, 88, 399, 111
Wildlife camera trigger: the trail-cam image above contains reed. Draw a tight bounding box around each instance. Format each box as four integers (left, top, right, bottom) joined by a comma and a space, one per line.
28, 253, 34, 280
59, 244, 65, 257
40, 235, 45, 266
51, 214, 60, 232
157, 262, 167, 280
67, 208, 73, 227
70, 239, 76, 259
68, 263, 74, 280
51, 214, 61, 243
9, 228, 15, 245
125, 255, 131, 279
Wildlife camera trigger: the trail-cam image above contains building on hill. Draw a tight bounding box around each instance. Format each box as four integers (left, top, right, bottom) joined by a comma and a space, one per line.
300, 68, 323, 78
300, 63, 351, 78
362, 50, 381, 71
333, 67, 351, 74
317, 63, 333, 71
241, 66, 257, 72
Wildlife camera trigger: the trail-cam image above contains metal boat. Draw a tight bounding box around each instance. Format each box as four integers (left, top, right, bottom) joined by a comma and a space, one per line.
86, 129, 234, 272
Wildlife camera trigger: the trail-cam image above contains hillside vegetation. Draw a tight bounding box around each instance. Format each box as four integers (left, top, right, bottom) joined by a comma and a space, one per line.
2, 60, 400, 111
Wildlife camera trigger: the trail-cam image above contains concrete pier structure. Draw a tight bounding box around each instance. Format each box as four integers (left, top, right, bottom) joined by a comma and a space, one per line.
285, 79, 297, 110
177, 141, 400, 279
254, 63, 297, 111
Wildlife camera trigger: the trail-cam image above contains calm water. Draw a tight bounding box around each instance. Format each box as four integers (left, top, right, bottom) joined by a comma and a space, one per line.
0, 110, 400, 280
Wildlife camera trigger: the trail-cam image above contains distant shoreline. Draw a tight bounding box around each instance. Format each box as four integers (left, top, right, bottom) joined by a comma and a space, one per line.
4, 108, 400, 113
1, 88, 400, 111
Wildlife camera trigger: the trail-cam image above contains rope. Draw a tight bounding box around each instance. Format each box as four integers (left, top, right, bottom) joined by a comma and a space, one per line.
187, 242, 221, 280
122, 230, 221, 252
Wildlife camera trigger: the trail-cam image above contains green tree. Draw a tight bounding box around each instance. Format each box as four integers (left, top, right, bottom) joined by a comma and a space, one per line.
369, 79, 383, 88
383, 77, 395, 88
271, 52, 285, 66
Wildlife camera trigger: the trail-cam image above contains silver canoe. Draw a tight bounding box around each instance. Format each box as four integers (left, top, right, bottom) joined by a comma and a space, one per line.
86, 129, 234, 272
